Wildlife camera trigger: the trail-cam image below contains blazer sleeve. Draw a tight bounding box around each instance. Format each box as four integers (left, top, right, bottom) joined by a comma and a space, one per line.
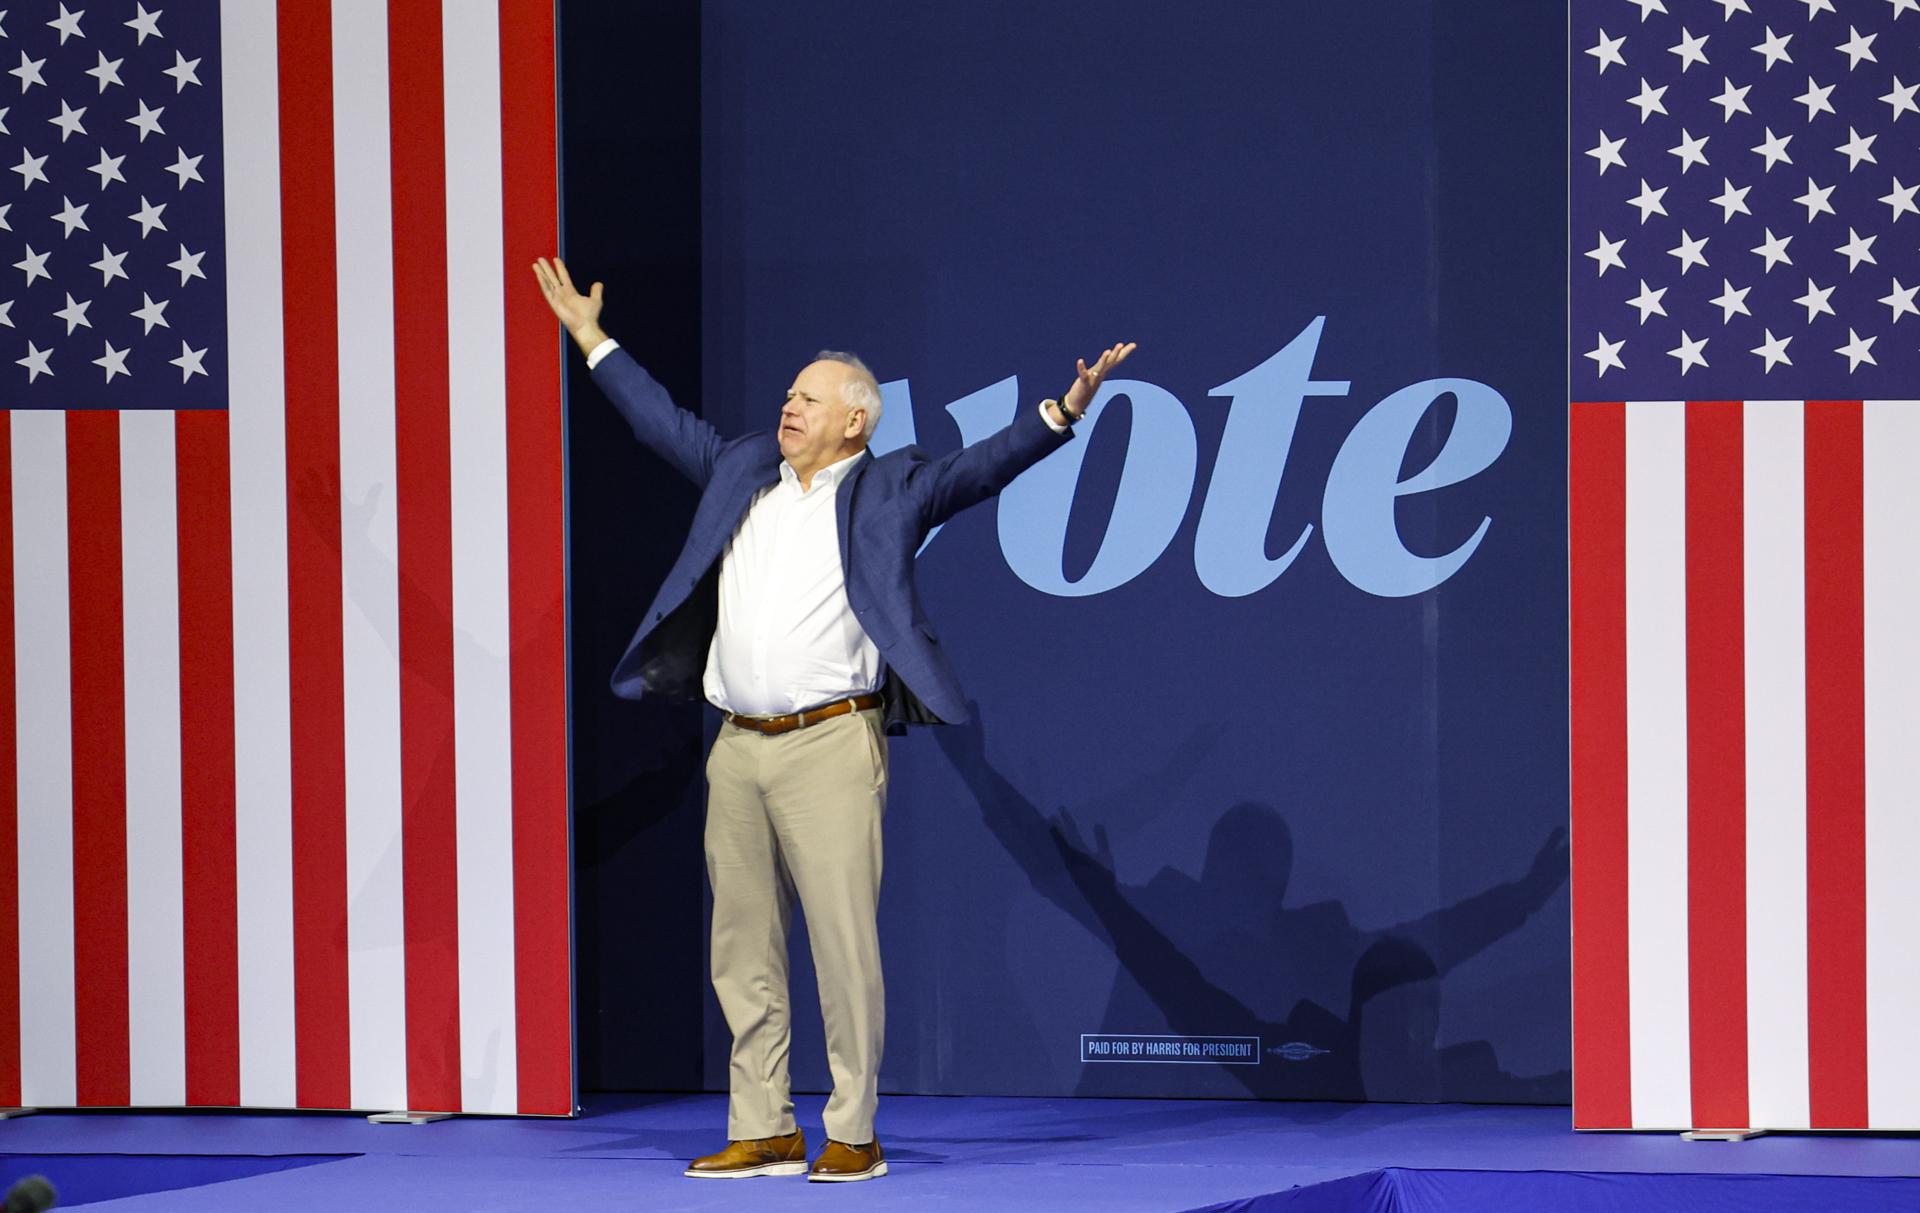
588, 346, 726, 488
906, 400, 1075, 528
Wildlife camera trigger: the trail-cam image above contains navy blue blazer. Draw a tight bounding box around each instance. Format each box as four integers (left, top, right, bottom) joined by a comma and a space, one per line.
592, 347, 1074, 731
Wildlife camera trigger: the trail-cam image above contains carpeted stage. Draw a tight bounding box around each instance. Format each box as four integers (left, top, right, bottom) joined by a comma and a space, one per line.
5, 1095, 1919, 1210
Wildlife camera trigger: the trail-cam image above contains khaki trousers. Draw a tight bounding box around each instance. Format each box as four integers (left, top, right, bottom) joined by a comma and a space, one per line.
704, 707, 888, 1144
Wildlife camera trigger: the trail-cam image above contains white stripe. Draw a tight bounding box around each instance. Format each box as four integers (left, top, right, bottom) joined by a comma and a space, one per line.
223, 0, 298, 1108
1741, 401, 1809, 1129
333, 0, 409, 1112
1864, 399, 1920, 1126
119, 413, 186, 1107
444, 0, 519, 1117
1624, 400, 1692, 1130
12, 412, 76, 1108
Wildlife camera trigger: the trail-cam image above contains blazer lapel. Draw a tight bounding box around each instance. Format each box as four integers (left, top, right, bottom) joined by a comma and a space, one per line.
692, 437, 780, 573
835, 450, 870, 578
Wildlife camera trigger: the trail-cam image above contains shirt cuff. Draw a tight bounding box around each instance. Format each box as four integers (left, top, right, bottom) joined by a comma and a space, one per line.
1039, 400, 1071, 434
585, 337, 620, 370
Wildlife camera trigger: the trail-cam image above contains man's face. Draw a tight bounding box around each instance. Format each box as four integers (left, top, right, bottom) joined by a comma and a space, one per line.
778, 360, 864, 469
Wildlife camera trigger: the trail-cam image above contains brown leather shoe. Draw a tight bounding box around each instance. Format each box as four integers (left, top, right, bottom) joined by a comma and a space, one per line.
683, 1129, 808, 1178
808, 1138, 887, 1182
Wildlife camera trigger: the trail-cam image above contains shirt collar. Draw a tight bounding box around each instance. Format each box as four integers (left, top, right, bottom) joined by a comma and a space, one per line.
780, 447, 869, 491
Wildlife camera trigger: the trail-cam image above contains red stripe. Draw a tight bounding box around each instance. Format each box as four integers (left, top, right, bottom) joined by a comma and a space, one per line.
66, 413, 130, 1107
1803, 400, 1868, 1128
388, 0, 463, 1114
500, 0, 572, 1116
0, 419, 18, 1108
1569, 401, 1632, 1130
176, 412, 239, 1106
278, 0, 352, 1109
1682, 402, 1750, 1130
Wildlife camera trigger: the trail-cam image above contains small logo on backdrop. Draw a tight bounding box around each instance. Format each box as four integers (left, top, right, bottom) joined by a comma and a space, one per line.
1080, 1034, 1261, 1065
1271, 1041, 1331, 1063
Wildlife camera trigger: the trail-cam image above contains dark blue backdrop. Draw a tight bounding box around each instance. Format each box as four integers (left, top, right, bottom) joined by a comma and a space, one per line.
566, 1, 1570, 1104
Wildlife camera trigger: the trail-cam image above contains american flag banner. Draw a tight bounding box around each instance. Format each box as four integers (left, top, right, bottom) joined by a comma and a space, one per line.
1571, 1, 1920, 1132
0, 1, 571, 1117
1572, 0, 1920, 398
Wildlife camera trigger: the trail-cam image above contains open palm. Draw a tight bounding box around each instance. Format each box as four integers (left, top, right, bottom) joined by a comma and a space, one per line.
531, 256, 604, 339
1062, 342, 1138, 417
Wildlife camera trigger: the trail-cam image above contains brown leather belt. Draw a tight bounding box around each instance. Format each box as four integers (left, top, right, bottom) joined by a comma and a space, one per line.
725, 693, 883, 737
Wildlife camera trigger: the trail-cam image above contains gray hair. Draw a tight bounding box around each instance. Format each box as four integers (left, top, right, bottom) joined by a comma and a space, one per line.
815, 349, 883, 438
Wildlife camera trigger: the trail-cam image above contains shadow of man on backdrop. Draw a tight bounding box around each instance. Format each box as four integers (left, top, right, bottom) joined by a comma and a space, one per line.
934, 708, 1569, 1104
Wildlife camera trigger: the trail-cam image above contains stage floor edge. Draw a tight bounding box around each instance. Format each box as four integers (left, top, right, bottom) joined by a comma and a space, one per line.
2, 1094, 1917, 1211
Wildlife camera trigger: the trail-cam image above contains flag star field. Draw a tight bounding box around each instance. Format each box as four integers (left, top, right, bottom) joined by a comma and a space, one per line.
1571, 0, 1920, 399
1, 2, 226, 407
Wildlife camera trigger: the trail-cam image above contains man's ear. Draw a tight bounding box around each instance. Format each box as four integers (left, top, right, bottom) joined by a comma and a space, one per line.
846, 408, 867, 439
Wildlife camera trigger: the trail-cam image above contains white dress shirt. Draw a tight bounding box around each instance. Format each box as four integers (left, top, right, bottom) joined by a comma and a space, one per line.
584, 337, 1070, 716
703, 450, 881, 715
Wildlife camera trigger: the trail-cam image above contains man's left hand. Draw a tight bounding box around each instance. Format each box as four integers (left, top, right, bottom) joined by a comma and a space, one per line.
1058, 341, 1138, 423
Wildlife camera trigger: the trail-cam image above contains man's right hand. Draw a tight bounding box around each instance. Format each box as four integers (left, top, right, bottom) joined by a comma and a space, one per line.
531, 256, 609, 357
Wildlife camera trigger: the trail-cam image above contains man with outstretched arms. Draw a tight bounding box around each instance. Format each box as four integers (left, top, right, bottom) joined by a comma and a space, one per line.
533, 255, 1132, 1183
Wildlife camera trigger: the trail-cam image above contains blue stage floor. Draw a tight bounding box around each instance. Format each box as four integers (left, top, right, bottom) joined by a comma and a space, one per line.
3, 1094, 1919, 1210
